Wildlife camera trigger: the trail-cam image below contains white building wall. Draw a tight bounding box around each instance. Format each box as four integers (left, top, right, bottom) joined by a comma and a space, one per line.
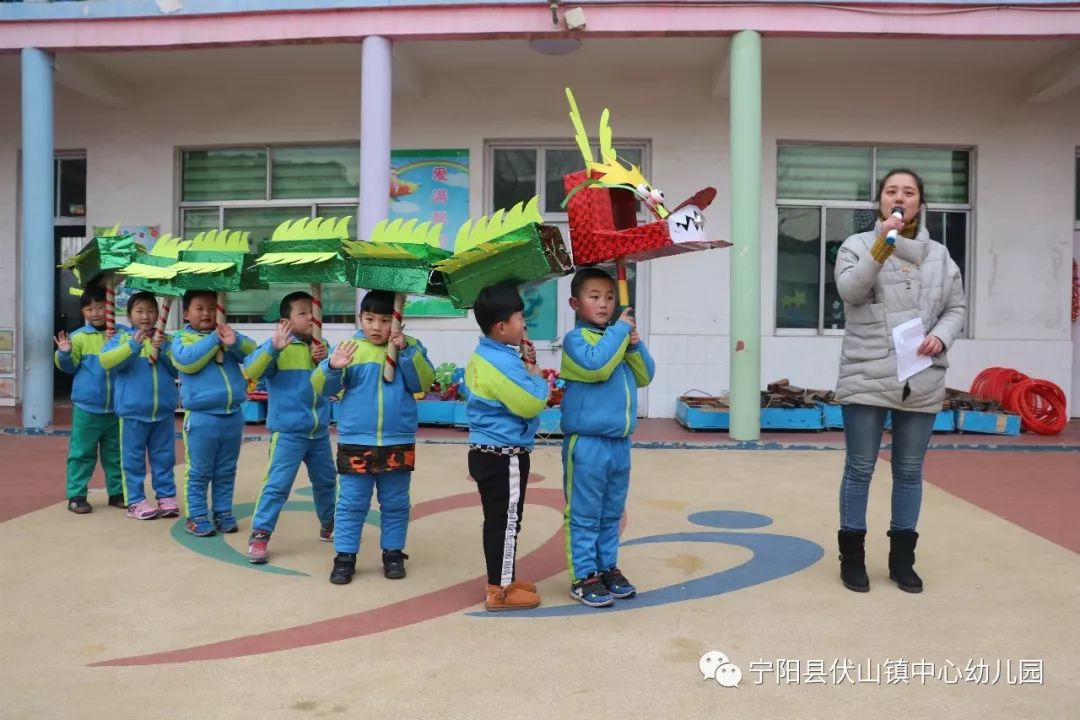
0, 41, 1076, 416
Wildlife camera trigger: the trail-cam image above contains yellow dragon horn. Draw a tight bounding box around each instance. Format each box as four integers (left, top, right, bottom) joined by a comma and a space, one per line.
565, 88, 594, 166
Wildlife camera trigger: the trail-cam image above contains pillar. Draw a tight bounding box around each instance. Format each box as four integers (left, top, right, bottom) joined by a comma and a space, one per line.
729, 30, 762, 441
357, 36, 393, 320
21, 48, 55, 429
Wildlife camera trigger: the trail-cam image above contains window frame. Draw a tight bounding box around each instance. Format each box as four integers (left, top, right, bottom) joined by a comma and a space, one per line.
775, 142, 975, 337
175, 142, 363, 324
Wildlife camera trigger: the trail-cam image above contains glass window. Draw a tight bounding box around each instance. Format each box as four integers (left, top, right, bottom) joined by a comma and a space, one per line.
57, 158, 87, 218
875, 148, 970, 204
777, 145, 872, 201
181, 207, 220, 239
182, 148, 267, 202
544, 148, 583, 214
271, 145, 359, 200
1075, 155, 1079, 223
492, 148, 537, 211
776, 207, 821, 330
776, 144, 972, 334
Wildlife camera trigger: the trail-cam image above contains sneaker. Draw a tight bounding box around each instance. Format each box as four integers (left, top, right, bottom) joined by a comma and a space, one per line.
382, 550, 409, 579
214, 512, 239, 534
157, 497, 180, 518
319, 521, 334, 543
570, 576, 614, 608
485, 583, 541, 612
247, 530, 271, 564
67, 496, 92, 514
185, 516, 216, 536
126, 499, 159, 521
107, 494, 127, 508
330, 553, 356, 585
601, 567, 637, 599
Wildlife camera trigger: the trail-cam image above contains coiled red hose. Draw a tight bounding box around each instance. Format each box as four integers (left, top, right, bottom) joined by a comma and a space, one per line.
970, 368, 1067, 435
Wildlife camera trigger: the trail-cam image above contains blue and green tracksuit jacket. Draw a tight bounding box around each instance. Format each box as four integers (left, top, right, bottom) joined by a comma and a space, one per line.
243, 336, 332, 438
100, 328, 179, 422
465, 336, 550, 450
559, 319, 655, 582
313, 331, 435, 448
170, 326, 257, 415
559, 319, 656, 438
55, 324, 130, 414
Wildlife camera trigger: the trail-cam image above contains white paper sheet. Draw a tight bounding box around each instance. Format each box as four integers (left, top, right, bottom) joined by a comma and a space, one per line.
892, 318, 932, 383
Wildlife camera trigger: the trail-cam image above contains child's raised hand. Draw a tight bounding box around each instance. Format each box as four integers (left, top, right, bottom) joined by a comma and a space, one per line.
310, 341, 328, 363
151, 333, 164, 350
629, 330, 640, 346
53, 331, 72, 353
526, 362, 543, 377
390, 332, 407, 351
131, 329, 147, 345
217, 323, 237, 348
106, 327, 116, 339
271, 320, 292, 351
618, 307, 636, 329
329, 340, 358, 370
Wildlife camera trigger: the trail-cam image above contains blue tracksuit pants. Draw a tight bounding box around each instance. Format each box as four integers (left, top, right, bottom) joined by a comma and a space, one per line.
334, 470, 411, 554
182, 410, 245, 520
252, 432, 337, 533
562, 434, 631, 582
120, 417, 177, 505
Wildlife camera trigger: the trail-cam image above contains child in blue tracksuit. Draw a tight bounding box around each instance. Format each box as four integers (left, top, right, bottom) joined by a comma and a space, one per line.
100, 291, 180, 520
560, 268, 655, 608
313, 290, 435, 585
54, 284, 126, 514
465, 283, 550, 612
242, 291, 337, 564
170, 289, 257, 537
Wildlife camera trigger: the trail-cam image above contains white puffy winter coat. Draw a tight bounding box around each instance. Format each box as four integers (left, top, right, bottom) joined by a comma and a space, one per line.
833, 220, 967, 413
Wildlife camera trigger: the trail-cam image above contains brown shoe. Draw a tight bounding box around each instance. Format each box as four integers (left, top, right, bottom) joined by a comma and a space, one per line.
508, 579, 537, 594
485, 583, 540, 612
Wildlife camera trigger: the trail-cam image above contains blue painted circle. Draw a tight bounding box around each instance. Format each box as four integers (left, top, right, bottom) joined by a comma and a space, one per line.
687, 510, 773, 529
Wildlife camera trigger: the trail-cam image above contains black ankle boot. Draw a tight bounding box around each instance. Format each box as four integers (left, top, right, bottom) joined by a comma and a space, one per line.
837, 530, 869, 592
330, 552, 357, 585
888, 530, 923, 593
382, 550, 409, 579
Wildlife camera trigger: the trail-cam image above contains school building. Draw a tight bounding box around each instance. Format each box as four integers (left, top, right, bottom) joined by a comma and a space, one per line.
2, 0, 1079, 434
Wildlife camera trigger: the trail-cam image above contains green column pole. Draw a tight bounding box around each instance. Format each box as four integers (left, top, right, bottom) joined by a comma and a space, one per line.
729, 30, 762, 441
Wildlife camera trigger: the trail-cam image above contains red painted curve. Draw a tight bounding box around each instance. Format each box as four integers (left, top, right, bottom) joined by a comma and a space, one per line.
91, 486, 575, 667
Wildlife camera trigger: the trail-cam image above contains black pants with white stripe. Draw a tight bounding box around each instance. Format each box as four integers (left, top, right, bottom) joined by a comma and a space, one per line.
469, 450, 530, 587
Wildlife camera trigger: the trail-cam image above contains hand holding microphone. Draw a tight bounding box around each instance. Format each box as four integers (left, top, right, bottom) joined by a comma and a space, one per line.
870, 206, 905, 263
883, 206, 905, 245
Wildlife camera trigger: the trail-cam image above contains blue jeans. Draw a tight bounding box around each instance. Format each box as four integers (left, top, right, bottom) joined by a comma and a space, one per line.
839, 404, 936, 532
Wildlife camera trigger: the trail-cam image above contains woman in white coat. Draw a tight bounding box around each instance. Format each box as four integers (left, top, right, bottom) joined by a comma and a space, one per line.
833, 168, 967, 594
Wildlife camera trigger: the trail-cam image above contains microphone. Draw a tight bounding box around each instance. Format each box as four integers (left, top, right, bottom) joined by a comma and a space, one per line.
885, 206, 904, 245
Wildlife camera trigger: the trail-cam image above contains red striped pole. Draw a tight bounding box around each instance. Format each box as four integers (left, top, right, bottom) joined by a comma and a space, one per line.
382, 292, 405, 383
105, 279, 116, 336
311, 283, 324, 343
149, 297, 171, 365
215, 291, 226, 363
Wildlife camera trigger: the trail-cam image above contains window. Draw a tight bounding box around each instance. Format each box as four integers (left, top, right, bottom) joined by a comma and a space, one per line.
776, 144, 973, 333
1075, 153, 1079, 227
55, 156, 86, 219
489, 142, 647, 342
178, 145, 360, 323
